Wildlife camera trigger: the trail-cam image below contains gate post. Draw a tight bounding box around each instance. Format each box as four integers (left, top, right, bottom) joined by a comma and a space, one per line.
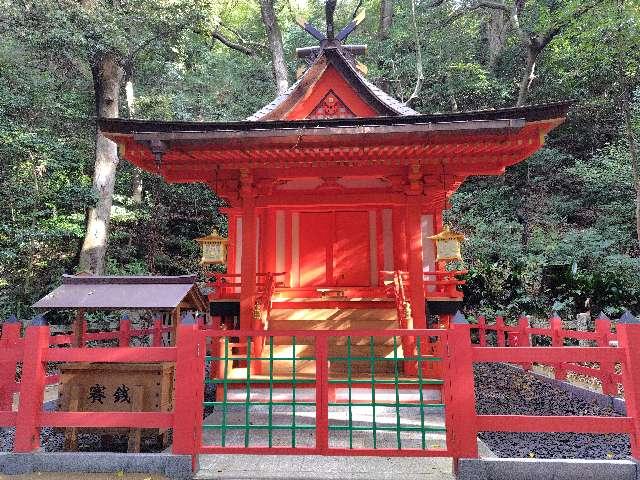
173, 312, 204, 469
315, 334, 329, 453
550, 314, 567, 380
119, 314, 131, 347
0, 316, 21, 412
615, 311, 640, 458
445, 311, 478, 472
517, 315, 532, 371
14, 316, 49, 452
596, 313, 617, 396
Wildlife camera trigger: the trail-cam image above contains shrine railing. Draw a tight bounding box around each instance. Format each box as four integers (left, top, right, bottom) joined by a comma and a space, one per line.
379, 269, 466, 301
470, 313, 621, 396
205, 271, 286, 300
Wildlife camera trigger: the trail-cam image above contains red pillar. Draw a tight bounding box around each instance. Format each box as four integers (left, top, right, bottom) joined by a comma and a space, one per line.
119, 314, 131, 347
392, 206, 407, 272
14, 317, 49, 452
173, 313, 204, 469
550, 314, 566, 380
406, 200, 426, 329
240, 171, 257, 330
445, 312, 478, 471
517, 316, 532, 370
263, 208, 277, 274
596, 313, 617, 396
616, 311, 640, 458
0, 317, 21, 412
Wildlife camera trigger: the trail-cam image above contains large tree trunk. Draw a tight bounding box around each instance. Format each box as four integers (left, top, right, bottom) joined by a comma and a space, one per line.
259, 0, 288, 96
78, 53, 123, 274
486, 7, 509, 69
378, 0, 393, 40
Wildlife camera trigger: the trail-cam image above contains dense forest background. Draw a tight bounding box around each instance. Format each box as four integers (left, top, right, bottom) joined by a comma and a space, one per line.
0, 0, 639, 321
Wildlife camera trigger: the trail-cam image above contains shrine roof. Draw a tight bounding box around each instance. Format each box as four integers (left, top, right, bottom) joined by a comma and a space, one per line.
100, 100, 571, 137
32, 275, 207, 311
246, 47, 419, 120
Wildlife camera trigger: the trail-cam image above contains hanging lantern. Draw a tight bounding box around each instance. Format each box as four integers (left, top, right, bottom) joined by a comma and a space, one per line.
195, 229, 228, 265
428, 226, 464, 262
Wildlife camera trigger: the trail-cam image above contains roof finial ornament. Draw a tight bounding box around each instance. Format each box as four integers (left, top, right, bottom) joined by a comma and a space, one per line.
296, 1, 366, 47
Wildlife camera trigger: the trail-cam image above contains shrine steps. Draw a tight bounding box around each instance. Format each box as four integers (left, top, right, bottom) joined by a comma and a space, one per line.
257, 343, 406, 376
270, 297, 395, 310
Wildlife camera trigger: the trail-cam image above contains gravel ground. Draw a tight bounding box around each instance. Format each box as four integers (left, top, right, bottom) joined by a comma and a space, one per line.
475, 363, 630, 459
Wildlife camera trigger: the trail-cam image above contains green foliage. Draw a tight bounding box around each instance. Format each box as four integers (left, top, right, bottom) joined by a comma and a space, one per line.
0, 0, 639, 322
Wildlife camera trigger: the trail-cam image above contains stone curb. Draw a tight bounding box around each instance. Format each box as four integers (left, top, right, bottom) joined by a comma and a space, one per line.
0, 452, 193, 479
501, 363, 626, 414
457, 458, 639, 480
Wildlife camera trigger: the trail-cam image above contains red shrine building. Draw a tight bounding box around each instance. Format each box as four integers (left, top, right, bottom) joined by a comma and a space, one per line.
100, 38, 568, 353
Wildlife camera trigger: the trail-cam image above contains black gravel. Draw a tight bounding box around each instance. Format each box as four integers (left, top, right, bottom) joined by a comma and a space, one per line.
475, 363, 630, 459
0, 401, 167, 453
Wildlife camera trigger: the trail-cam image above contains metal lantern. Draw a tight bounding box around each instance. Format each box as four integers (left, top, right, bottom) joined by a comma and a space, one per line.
195, 229, 228, 265
428, 226, 464, 262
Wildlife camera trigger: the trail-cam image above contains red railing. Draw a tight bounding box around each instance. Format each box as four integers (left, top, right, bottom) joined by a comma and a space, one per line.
379, 269, 466, 301
0, 316, 203, 464
468, 313, 638, 456
78, 315, 175, 347
205, 271, 286, 300
3, 311, 640, 469
471, 313, 621, 395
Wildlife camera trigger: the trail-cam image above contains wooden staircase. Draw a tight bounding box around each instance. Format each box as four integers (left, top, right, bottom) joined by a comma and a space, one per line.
263, 305, 404, 377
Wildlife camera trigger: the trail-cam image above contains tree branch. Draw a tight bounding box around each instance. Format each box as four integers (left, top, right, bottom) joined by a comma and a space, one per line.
211, 30, 257, 56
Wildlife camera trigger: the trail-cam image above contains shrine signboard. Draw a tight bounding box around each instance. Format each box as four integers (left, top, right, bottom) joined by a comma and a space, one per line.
58, 363, 174, 452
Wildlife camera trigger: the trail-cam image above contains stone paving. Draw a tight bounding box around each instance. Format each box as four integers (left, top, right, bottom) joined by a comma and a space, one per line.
197, 386, 455, 479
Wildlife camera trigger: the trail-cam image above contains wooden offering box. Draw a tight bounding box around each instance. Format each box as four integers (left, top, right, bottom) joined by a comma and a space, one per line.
58, 363, 174, 452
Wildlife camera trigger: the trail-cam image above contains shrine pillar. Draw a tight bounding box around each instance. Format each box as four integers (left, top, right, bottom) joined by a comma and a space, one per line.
392, 206, 408, 272
262, 208, 277, 273
406, 199, 427, 330
240, 171, 257, 330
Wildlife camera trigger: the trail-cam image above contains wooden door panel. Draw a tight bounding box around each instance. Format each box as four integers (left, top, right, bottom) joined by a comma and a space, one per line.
334, 211, 370, 286
299, 212, 332, 287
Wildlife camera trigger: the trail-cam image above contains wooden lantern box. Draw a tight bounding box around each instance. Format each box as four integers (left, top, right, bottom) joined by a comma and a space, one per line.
58, 362, 174, 452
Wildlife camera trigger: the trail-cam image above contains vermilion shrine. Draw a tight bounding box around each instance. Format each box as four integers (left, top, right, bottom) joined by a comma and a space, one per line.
100, 16, 569, 380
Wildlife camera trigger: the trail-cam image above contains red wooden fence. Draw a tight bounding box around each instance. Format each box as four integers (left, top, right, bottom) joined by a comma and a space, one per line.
470, 313, 621, 395
1, 311, 640, 470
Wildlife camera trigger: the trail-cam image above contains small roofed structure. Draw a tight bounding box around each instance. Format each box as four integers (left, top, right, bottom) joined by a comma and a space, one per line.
33, 274, 207, 311
33, 274, 208, 347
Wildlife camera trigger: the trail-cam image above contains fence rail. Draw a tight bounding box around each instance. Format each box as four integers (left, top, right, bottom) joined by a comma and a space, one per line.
470, 313, 622, 395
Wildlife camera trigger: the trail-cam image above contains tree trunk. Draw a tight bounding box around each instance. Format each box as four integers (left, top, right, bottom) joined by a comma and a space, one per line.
622, 84, 640, 248
486, 7, 509, 69
78, 53, 123, 274
259, 0, 288, 96
517, 45, 539, 106
378, 0, 393, 40
125, 79, 143, 204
